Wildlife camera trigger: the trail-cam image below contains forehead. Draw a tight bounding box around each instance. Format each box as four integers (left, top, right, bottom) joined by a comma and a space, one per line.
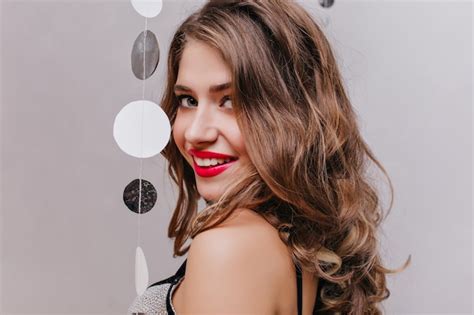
176, 39, 231, 89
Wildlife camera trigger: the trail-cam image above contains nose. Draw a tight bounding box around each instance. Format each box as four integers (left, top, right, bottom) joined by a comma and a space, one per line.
184, 103, 218, 146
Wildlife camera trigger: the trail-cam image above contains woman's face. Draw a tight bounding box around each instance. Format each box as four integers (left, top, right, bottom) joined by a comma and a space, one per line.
172, 38, 251, 202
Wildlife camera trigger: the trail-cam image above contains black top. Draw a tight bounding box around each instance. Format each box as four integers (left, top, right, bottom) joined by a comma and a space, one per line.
144, 258, 321, 315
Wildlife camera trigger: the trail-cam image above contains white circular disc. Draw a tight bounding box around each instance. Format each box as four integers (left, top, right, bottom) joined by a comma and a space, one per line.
130, 0, 163, 18
113, 100, 171, 158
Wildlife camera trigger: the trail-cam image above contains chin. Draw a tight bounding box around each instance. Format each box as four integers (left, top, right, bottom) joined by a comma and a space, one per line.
196, 183, 222, 204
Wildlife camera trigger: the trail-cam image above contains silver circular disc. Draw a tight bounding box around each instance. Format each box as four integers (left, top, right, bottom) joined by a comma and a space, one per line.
319, 0, 335, 8
131, 30, 160, 80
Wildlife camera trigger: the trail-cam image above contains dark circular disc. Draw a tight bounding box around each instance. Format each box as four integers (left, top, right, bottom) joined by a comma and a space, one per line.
319, 0, 335, 8
131, 30, 160, 80
123, 178, 157, 214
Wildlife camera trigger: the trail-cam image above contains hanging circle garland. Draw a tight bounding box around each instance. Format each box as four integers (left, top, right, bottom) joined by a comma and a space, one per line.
112, 0, 168, 301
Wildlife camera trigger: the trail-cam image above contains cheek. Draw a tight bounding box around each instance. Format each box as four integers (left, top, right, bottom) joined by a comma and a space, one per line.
227, 120, 247, 156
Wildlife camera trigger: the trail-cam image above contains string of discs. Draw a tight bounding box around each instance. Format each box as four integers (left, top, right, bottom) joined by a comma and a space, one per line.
112, 0, 170, 297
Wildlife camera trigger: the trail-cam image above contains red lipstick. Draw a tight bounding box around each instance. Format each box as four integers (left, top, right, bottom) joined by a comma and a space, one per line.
188, 149, 237, 160
188, 149, 238, 177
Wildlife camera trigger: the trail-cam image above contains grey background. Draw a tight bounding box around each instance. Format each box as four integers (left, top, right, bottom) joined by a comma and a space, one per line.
0, 0, 472, 314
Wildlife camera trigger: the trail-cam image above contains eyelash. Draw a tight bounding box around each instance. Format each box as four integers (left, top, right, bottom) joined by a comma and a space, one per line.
176, 94, 233, 109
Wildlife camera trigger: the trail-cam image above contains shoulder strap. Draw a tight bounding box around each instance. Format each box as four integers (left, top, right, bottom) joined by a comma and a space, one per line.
295, 262, 303, 315
175, 258, 187, 277
147, 258, 187, 289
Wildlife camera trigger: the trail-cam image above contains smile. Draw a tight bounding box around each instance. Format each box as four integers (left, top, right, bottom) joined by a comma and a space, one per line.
192, 156, 238, 177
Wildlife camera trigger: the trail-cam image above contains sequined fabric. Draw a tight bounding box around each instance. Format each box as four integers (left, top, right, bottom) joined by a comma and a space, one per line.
128, 283, 172, 314
128, 259, 187, 315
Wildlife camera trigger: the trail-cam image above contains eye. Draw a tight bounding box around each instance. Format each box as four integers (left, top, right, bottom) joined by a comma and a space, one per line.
221, 96, 233, 109
176, 94, 197, 108
175, 94, 233, 109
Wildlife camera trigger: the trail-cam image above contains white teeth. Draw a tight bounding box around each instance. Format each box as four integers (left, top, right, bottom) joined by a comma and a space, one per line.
194, 157, 232, 167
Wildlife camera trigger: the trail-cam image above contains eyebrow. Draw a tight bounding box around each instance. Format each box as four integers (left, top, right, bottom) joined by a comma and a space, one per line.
174, 82, 231, 93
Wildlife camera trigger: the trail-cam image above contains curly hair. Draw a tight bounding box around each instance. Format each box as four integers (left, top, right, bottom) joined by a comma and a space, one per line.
159, 0, 411, 313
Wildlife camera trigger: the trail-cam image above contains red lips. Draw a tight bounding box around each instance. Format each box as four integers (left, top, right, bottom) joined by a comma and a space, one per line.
192, 158, 237, 177
187, 148, 239, 177
188, 148, 238, 160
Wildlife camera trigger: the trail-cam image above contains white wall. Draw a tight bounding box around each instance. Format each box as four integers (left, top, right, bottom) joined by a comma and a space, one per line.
0, 0, 472, 314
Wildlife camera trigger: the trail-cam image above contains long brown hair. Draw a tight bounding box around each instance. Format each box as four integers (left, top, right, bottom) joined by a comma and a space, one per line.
160, 0, 411, 313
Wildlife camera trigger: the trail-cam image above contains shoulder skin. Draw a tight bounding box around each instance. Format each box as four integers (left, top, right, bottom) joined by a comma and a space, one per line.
180, 208, 293, 314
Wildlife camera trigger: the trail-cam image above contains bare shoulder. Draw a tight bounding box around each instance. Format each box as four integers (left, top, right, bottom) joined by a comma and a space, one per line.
180, 208, 293, 314
192, 207, 290, 255
205, 207, 293, 266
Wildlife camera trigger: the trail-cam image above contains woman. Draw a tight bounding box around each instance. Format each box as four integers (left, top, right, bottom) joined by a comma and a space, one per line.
129, 0, 410, 314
